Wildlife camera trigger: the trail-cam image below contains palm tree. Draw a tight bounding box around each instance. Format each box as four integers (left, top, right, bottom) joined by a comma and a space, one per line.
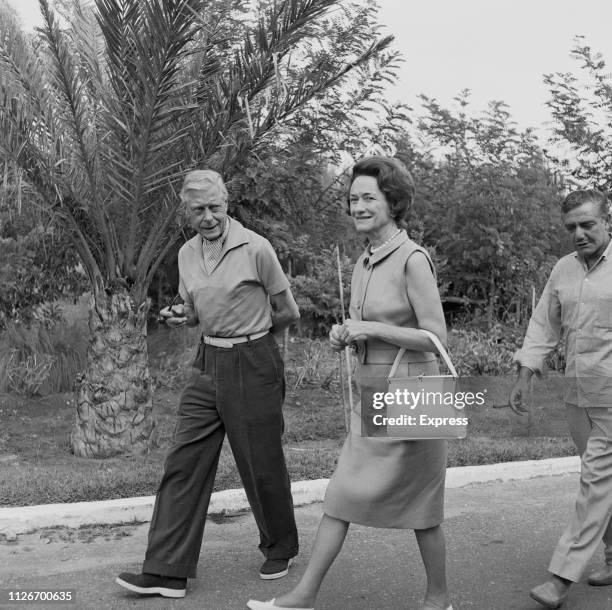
0, 0, 393, 457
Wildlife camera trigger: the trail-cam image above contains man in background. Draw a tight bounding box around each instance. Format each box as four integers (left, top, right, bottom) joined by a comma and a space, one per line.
510, 189, 612, 608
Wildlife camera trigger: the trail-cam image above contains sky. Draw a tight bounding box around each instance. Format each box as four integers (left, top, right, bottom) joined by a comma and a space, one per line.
7, 0, 612, 138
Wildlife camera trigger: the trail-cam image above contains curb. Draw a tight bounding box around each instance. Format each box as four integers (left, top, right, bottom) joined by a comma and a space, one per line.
0, 456, 580, 536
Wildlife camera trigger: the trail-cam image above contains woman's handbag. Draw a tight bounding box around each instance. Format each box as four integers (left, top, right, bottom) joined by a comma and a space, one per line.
384, 329, 467, 440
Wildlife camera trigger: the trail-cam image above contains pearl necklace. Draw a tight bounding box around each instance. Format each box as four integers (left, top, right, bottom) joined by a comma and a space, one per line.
369, 228, 402, 254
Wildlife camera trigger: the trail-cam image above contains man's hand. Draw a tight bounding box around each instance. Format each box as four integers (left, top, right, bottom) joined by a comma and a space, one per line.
159, 303, 188, 327
508, 367, 535, 415
508, 381, 530, 415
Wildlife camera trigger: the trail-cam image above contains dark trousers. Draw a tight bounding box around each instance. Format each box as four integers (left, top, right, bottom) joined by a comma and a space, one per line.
143, 333, 298, 578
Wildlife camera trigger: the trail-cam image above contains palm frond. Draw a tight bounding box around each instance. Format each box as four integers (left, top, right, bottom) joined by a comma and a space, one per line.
1, 0, 398, 306
96, 0, 206, 272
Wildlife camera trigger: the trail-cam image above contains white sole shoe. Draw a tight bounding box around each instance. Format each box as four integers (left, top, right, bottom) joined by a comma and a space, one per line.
259, 558, 294, 580
246, 598, 314, 610
115, 576, 186, 598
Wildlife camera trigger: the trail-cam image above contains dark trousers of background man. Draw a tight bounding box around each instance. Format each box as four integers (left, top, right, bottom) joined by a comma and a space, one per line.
143, 333, 298, 578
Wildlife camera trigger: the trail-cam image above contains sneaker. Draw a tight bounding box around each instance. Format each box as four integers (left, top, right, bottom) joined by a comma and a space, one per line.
115, 572, 187, 598
259, 557, 294, 580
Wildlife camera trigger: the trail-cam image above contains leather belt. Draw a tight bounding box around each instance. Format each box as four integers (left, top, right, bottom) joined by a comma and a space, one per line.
202, 330, 268, 348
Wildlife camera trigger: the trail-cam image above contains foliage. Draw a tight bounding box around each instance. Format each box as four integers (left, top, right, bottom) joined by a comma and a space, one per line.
396, 93, 564, 326
545, 37, 612, 191
287, 336, 337, 391
0, 0, 395, 306
0, 320, 87, 395
0, 220, 87, 328
447, 320, 565, 377
289, 242, 353, 334
448, 324, 521, 377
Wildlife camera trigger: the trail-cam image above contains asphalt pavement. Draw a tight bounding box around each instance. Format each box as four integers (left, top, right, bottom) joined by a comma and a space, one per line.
2, 473, 612, 610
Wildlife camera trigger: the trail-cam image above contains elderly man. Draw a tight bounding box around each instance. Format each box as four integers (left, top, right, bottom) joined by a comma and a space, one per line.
510, 189, 612, 608
116, 170, 300, 598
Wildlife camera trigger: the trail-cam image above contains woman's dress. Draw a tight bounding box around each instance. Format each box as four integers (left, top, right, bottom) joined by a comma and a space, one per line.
323, 232, 447, 529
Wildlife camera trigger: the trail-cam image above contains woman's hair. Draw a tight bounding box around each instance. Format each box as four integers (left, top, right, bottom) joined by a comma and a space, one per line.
347, 156, 415, 226
561, 189, 610, 217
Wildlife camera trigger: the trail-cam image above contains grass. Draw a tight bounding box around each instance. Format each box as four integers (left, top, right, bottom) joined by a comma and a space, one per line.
0, 330, 577, 508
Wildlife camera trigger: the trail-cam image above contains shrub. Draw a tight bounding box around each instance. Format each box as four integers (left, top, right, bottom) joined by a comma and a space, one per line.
447, 321, 566, 377
286, 337, 340, 392
448, 325, 519, 376
0, 319, 87, 396
0, 228, 87, 330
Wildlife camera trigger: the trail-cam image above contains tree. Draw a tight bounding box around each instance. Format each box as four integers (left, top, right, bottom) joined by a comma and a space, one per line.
0, 0, 394, 457
396, 92, 563, 327
545, 37, 612, 191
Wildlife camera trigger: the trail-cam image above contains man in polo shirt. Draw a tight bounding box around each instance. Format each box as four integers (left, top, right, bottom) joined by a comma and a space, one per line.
116, 169, 300, 598
509, 189, 612, 608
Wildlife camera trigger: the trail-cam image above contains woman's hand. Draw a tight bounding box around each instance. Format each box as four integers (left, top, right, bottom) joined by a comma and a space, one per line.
341, 319, 372, 343
330, 320, 372, 351
329, 324, 347, 352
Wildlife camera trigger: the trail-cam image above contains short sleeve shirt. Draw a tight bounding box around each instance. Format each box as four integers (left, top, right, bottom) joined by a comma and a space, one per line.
178, 217, 289, 337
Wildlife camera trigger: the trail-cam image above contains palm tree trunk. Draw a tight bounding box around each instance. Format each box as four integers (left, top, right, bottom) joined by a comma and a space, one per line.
71, 289, 155, 458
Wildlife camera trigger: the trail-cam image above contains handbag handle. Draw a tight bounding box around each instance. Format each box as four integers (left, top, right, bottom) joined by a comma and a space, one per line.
387, 329, 458, 380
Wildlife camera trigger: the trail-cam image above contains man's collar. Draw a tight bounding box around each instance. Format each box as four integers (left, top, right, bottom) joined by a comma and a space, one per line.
195, 217, 249, 253
223, 217, 249, 251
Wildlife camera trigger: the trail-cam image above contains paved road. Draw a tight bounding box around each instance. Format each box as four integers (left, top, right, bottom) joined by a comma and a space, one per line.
1, 474, 611, 609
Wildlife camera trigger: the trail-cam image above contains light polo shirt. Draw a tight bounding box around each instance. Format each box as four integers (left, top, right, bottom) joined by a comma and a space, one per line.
514, 237, 612, 407
178, 217, 289, 337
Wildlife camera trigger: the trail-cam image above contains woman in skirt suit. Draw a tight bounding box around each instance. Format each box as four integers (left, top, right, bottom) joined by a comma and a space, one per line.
248, 156, 452, 610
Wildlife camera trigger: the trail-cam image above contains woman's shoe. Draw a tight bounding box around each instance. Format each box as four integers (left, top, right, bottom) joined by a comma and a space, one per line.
246, 598, 314, 610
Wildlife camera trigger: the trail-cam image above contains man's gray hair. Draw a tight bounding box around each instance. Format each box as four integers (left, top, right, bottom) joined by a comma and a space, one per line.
180, 169, 228, 202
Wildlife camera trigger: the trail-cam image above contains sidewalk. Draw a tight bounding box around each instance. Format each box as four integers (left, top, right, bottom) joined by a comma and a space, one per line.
2, 468, 612, 609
